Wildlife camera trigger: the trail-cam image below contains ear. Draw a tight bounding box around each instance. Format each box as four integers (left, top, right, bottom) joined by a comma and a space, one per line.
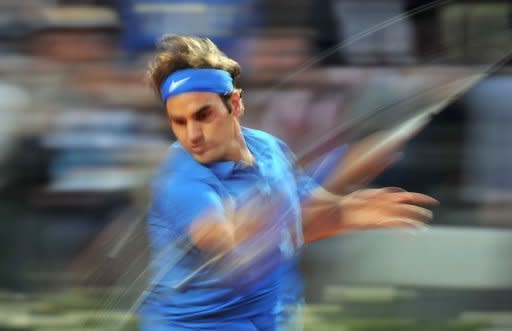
231, 89, 244, 117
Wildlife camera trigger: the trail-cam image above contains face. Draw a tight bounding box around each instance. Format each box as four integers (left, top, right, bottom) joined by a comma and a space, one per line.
165, 91, 243, 164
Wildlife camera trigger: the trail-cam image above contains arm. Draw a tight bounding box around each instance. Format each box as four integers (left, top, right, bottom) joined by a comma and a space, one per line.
274, 135, 436, 244
151, 177, 239, 254
189, 213, 235, 253
150, 175, 281, 290
301, 186, 438, 244
299, 115, 438, 243
189, 194, 271, 254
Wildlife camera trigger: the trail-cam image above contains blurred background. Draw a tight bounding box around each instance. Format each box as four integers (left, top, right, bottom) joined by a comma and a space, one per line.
0, 0, 512, 330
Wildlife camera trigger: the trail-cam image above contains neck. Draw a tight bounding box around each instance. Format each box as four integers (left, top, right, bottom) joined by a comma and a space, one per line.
229, 124, 254, 165
239, 145, 254, 165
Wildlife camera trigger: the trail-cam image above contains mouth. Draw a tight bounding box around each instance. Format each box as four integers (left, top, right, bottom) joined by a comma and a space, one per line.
190, 145, 206, 154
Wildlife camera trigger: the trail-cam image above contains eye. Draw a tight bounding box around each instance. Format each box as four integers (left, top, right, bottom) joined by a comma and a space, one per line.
195, 108, 212, 122
172, 118, 186, 126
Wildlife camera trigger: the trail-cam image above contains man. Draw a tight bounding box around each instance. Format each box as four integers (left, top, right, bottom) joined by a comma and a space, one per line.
139, 35, 437, 331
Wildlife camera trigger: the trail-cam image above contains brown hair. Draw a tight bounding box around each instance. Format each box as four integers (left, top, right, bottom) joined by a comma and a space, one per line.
147, 35, 241, 103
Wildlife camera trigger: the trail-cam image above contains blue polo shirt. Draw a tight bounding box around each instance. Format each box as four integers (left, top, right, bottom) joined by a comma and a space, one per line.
139, 128, 318, 331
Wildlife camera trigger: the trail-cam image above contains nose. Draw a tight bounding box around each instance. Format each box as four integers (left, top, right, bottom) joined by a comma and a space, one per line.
187, 122, 203, 145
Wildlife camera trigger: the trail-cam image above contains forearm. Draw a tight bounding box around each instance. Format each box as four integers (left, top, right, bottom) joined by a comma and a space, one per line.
302, 187, 438, 244
189, 218, 236, 253
301, 188, 345, 244
188, 199, 266, 253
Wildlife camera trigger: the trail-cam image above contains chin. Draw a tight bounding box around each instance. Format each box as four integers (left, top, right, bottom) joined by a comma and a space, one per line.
192, 152, 217, 165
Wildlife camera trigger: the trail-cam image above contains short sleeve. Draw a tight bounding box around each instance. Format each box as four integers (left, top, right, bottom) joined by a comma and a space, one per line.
148, 175, 226, 243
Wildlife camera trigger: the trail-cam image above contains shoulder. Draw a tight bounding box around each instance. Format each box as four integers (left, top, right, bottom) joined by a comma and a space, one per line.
243, 127, 279, 142
243, 127, 288, 152
150, 145, 225, 218
158, 142, 213, 178
151, 142, 218, 196
245, 128, 296, 158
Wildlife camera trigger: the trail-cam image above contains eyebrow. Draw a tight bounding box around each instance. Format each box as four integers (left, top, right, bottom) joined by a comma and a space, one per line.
193, 105, 211, 119
169, 104, 211, 122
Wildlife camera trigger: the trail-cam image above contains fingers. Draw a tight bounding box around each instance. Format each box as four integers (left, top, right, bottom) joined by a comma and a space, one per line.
377, 187, 407, 194
376, 190, 437, 224
386, 203, 433, 223
351, 187, 404, 199
387, 192, 440, 206
376, 217, 428, 229
355, 187, 439, 206
341, 187, 438, 231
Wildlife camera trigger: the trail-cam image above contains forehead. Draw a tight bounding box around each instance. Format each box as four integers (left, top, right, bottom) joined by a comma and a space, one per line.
165, 92, 221, 117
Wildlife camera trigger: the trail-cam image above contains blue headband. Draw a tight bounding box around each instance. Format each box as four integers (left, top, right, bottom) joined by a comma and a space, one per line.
160, 68, 234, 103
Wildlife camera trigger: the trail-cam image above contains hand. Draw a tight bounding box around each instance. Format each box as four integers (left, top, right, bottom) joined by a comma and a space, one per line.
338, 187, 439, 231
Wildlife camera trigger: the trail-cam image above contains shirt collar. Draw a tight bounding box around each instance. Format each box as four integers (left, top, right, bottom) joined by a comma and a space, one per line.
208, 161, 237, 179
208, 159, 258, 179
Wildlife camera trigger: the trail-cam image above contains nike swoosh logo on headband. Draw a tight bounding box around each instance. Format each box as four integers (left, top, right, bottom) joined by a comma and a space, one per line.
169, 77, 191, 93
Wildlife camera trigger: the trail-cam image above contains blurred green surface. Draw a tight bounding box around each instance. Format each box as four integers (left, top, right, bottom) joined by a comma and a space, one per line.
0, 287, 503, 331
0, 288, 137, 331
